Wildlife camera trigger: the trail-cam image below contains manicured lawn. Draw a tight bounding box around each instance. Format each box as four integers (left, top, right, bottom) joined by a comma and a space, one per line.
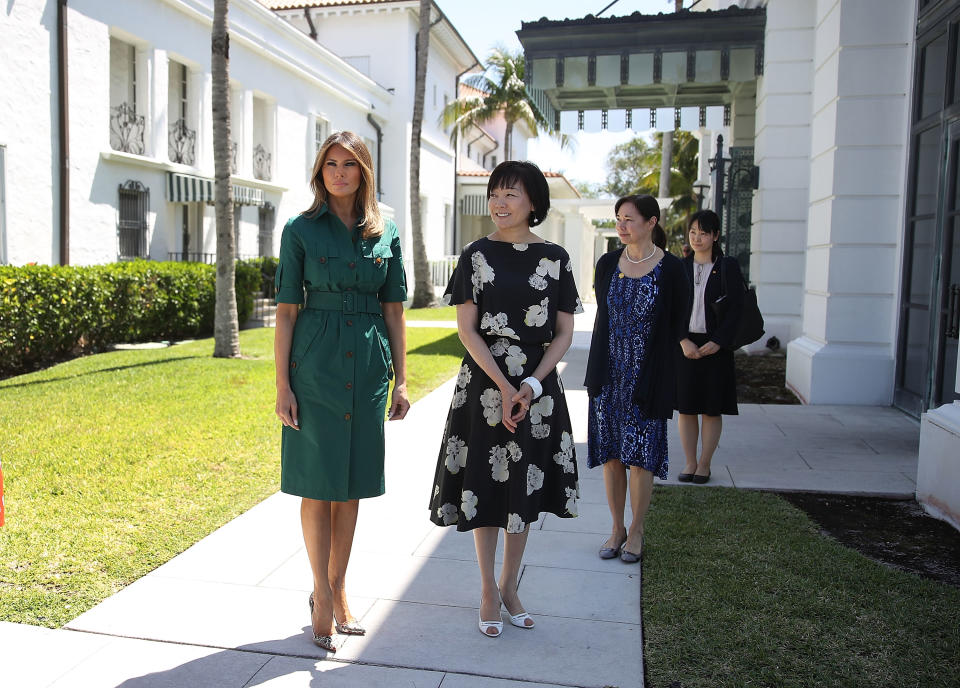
0, 326, 464, 627
406, 305, 457, 321
643, 487, 960, 688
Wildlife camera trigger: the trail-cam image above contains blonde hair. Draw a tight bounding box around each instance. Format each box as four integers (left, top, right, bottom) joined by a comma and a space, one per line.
304, 130, 384, 239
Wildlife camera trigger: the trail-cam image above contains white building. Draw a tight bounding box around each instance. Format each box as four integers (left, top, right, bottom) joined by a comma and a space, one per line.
0, 0, 478, 277
517, 0, 960, 528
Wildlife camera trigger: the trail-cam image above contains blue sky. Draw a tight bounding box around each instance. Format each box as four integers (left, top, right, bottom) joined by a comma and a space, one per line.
434, 0, 675, 186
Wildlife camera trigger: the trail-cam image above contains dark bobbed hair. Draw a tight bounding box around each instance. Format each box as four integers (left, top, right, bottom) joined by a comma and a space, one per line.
688, 209, 724, 261
487, 160, 550, 227
615, 194, 667, 250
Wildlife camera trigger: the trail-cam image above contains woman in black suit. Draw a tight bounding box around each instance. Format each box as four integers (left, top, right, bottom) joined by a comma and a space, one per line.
676, 210, 744, 484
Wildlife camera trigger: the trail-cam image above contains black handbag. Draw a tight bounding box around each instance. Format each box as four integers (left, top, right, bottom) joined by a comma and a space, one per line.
711, 257, 765, 349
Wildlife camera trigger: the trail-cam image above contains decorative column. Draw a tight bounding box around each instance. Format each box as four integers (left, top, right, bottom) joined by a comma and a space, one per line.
786, 0, 913, 403
748, 0, 815, 348
151, 49, 169, 162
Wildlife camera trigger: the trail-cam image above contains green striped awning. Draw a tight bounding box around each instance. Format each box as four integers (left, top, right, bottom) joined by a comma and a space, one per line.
233, 184, 265, 206
166, 172, 265, 206
167, 172, 213, 203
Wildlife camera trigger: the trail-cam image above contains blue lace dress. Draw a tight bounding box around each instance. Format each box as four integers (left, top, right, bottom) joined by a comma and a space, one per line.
587, 261, 668, 478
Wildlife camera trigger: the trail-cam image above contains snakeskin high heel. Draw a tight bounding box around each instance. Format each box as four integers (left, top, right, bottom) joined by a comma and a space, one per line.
308, 593, 337, 652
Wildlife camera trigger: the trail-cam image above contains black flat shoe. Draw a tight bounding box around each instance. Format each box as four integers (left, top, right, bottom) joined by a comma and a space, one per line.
677, 472, 695, 482
692, 471, 711, 484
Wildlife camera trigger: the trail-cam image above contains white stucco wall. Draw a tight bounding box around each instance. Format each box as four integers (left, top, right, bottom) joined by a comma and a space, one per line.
0, 1, 59, 265
3, 0, 398, 267
786, 0, 914, 405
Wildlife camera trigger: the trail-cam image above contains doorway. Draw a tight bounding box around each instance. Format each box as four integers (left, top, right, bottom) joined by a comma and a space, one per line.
895, 0, 960, 416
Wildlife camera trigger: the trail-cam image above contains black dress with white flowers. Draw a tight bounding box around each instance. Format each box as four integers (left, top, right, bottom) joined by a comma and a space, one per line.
429, 237, 583, 532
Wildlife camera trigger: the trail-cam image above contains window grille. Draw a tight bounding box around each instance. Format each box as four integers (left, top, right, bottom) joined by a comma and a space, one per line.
118, 180, 150, 260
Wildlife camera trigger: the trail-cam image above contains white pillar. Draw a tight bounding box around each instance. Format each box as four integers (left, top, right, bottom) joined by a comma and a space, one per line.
241, 89, 254, 178
749, 0, 815, 350
151, 49, 169, 163
197, 70, 212, 171
786, 0, 913, 404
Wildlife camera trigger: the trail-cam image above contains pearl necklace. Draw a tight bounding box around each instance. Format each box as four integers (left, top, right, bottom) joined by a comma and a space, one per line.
624, 246, 657, 264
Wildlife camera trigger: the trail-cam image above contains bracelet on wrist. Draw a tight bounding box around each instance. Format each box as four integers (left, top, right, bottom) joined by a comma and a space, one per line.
521, 376, 543, 399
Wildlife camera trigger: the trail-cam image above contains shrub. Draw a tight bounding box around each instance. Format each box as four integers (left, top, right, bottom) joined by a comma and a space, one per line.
0, 260, 262, 377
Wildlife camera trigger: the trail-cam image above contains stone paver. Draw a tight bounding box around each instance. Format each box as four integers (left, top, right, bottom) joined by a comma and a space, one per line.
8, 303, 921, 687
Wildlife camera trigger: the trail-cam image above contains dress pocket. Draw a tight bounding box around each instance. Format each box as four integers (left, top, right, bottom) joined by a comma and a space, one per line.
375, 325, 394, 381
360, 243, 392, 284
304, 244, 341, 288
289, 316, 326, 376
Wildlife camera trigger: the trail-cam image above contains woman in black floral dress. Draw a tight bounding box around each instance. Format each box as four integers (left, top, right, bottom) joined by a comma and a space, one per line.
429, 161, 582, 638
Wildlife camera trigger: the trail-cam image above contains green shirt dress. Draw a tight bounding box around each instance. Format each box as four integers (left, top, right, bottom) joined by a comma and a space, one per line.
275, 205, 407, 502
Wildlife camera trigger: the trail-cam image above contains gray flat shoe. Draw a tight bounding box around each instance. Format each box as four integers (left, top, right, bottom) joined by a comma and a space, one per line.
620, 536, 644, 563
598, 536, 627, 559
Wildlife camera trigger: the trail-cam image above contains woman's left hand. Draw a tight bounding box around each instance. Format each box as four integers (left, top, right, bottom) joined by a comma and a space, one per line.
509, 384, 534, 426
698, 340, 721, 357
388, 383, 410, 421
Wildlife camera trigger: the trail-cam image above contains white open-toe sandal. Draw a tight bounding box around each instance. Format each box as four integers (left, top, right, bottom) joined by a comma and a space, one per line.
507, 610, 535, 629
478, 599, 503, 637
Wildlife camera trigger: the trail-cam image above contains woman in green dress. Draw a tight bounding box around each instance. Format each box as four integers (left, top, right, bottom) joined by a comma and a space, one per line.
274, 131, 409, 652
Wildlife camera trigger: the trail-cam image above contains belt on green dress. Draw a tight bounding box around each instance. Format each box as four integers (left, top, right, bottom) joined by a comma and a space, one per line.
304, 290, 381, 315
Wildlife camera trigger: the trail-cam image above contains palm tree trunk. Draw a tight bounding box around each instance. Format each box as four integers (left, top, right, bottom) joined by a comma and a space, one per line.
409, 0, 435, 308
212, 0, 239, 357
504, 119, 513, 162
659, 131, 673, 199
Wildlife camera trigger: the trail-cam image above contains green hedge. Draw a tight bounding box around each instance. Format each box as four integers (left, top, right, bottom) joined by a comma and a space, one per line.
0, 260, 270, 377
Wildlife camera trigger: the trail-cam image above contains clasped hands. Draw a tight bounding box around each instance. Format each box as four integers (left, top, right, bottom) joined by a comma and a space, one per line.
499, 380, 535, 433
680, 338, 720, 360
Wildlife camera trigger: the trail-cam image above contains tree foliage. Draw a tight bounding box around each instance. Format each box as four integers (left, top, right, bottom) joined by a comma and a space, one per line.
602, 131, 702, 250
440, 46, 563, 161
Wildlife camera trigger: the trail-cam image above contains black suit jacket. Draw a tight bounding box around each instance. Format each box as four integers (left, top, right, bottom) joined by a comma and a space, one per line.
681, 254, 745, 348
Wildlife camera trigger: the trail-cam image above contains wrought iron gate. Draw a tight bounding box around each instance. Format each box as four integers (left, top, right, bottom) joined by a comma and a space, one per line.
710, 135, 757, 282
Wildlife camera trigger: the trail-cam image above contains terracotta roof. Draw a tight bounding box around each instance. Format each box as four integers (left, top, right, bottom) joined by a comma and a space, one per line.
459, 169, 566, 178
260, 0, 402, 9
520, 6, 765, 29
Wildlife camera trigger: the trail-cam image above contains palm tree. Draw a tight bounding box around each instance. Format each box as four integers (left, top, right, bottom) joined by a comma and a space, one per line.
408, 0, 434, 308
440, 46, 557, 163
212, 0, 239, 357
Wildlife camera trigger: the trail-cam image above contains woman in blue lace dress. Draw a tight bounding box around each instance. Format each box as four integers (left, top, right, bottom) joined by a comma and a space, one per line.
584, 195, 688, 562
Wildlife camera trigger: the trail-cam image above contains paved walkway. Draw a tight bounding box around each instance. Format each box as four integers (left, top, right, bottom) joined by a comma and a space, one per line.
2, 305, 920, 687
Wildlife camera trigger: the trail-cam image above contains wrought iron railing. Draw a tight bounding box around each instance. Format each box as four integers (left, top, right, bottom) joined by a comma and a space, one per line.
110, 102, 145, 155
429, 255, 458, 288
167, 251, 215, 264
166, 252, 263, 264
253, 143, 272, 181
168, 118, 197, 166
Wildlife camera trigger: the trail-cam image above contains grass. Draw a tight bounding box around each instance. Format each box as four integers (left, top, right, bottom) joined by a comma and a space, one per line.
643, 487, 960, 688
405, 305, 457, 321
0, 326, 464, 627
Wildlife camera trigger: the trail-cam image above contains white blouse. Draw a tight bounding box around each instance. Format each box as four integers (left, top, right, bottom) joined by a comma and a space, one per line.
688, 260, 715, 334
